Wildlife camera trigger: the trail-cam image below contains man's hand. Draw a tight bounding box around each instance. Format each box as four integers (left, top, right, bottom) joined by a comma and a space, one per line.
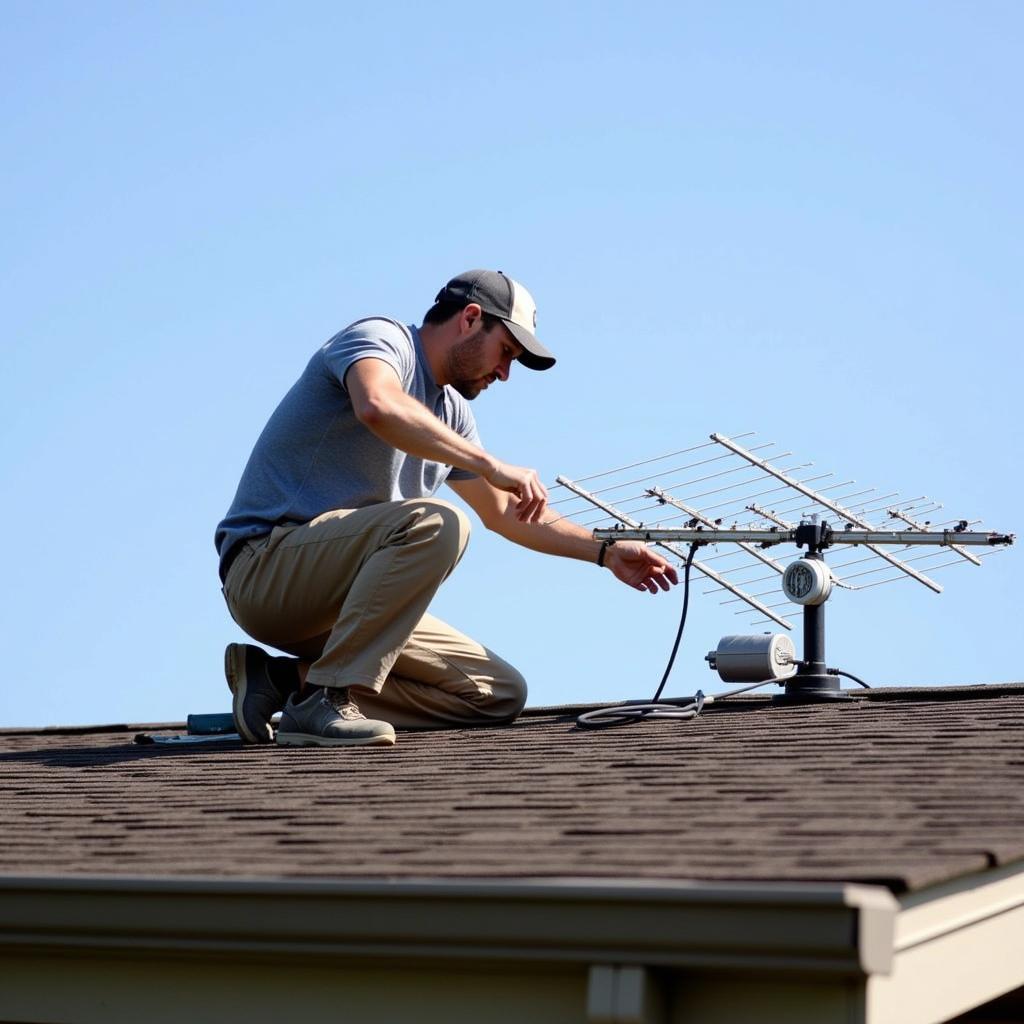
483, 459, 548, 523
604, 542, 679, 593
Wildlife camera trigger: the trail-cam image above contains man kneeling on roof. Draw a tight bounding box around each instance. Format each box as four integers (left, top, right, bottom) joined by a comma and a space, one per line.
214, 270, 678, 747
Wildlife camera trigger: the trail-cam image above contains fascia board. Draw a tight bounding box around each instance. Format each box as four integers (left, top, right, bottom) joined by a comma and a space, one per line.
894, 858, 1024, 951
0, 874, 895, 977
868, 860, 1024, 1024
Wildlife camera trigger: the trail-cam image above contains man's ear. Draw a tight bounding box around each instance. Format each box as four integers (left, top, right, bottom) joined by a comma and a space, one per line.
458, 302, 484, 336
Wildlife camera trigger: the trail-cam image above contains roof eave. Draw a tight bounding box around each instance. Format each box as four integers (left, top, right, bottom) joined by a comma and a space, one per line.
0, 873, 895, 976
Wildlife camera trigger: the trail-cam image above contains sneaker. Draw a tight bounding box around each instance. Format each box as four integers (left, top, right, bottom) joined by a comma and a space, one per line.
276, 687, 396, 748
224, 643, 299, 744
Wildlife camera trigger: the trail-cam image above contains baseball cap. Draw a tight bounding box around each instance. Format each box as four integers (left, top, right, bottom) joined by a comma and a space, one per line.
434, 269, 556, 371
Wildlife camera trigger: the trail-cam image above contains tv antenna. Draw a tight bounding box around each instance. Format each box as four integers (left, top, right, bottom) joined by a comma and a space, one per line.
553, 433, 1014, 704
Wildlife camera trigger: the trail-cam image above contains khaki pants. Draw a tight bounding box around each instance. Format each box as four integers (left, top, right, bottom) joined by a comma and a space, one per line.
222, 498, 527, 728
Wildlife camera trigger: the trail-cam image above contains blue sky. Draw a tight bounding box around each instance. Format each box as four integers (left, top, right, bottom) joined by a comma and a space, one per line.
2, 1, 1021, 728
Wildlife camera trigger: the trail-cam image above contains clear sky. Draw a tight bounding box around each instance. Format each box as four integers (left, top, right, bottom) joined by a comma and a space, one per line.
2, 1, 1021, 728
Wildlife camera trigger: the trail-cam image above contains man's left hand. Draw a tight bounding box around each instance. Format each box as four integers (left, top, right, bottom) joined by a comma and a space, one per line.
604, 542, 680, 593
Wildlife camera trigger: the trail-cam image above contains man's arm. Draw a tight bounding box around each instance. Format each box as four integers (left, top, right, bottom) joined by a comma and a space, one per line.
448, 475, 679, 594
346, 358, 547, 522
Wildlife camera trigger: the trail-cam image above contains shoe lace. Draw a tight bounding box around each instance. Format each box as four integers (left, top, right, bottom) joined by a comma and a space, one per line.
321, 687, 365, 721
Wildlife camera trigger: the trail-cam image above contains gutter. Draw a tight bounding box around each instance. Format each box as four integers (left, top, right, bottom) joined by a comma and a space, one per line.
7, 871, 1024, 1023
0, 874, 895, 976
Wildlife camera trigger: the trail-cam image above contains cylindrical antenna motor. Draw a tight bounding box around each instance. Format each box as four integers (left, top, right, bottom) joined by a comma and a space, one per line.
782, 557, 833, 606
706, 634, 797, 683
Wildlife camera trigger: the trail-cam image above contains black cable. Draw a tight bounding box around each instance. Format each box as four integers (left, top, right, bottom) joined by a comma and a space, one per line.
576, 543, 778, 729
829, 668, 871, 689
651, 541, 699, 704
576, 542, 698, 730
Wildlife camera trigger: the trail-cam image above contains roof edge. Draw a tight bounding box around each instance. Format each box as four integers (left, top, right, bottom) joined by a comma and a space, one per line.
0, 874, 896, 977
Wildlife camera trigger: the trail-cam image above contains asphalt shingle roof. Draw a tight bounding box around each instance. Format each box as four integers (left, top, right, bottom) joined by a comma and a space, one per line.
3, 684, 1023, 894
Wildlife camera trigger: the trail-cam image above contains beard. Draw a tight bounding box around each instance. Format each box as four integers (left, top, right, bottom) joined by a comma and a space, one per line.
445, 334, 489, 400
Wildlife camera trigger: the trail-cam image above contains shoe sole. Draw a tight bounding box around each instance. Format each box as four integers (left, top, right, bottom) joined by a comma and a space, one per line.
276, 730, 396, 748
224, 644, 273, 745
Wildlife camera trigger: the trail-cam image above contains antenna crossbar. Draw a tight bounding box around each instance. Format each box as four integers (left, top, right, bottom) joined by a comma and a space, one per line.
647, 486, 788, 579
557, 430, 1013, 636
711, 433, 944, 593
887, 507, 982, 567
591, 527, 1013, 548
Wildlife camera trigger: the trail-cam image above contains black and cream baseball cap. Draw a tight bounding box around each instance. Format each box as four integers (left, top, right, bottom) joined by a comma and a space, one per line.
434, 269, 556, 371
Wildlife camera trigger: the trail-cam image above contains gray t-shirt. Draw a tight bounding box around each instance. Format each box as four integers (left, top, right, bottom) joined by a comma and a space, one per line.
215, 317, 480, 575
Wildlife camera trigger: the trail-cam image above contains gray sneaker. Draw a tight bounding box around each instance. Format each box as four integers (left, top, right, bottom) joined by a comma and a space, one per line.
224, 643, 299, 744
276, 687, 396, 748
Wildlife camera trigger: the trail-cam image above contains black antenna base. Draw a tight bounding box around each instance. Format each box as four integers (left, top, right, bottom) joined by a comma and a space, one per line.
773, 576, 860, 703
772, 672, 856, 704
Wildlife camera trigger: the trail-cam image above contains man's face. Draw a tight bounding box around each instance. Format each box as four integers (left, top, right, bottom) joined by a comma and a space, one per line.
446, 321, 523, 400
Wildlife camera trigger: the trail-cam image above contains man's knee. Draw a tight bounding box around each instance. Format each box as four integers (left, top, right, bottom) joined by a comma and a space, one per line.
480, 665, 528, 724
407, 498, 472, 565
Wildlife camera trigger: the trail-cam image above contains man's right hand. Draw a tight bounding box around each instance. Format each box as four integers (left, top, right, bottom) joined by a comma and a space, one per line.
484, 460, 548, 523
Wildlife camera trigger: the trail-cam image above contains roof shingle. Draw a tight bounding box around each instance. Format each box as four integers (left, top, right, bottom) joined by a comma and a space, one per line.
3, 685, 1023, 893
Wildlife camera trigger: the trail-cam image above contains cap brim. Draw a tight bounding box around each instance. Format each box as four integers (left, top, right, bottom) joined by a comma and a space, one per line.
504, 321, 556, 371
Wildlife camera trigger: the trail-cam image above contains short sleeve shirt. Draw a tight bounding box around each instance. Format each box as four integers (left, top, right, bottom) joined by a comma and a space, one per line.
214, 317, 480, 570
